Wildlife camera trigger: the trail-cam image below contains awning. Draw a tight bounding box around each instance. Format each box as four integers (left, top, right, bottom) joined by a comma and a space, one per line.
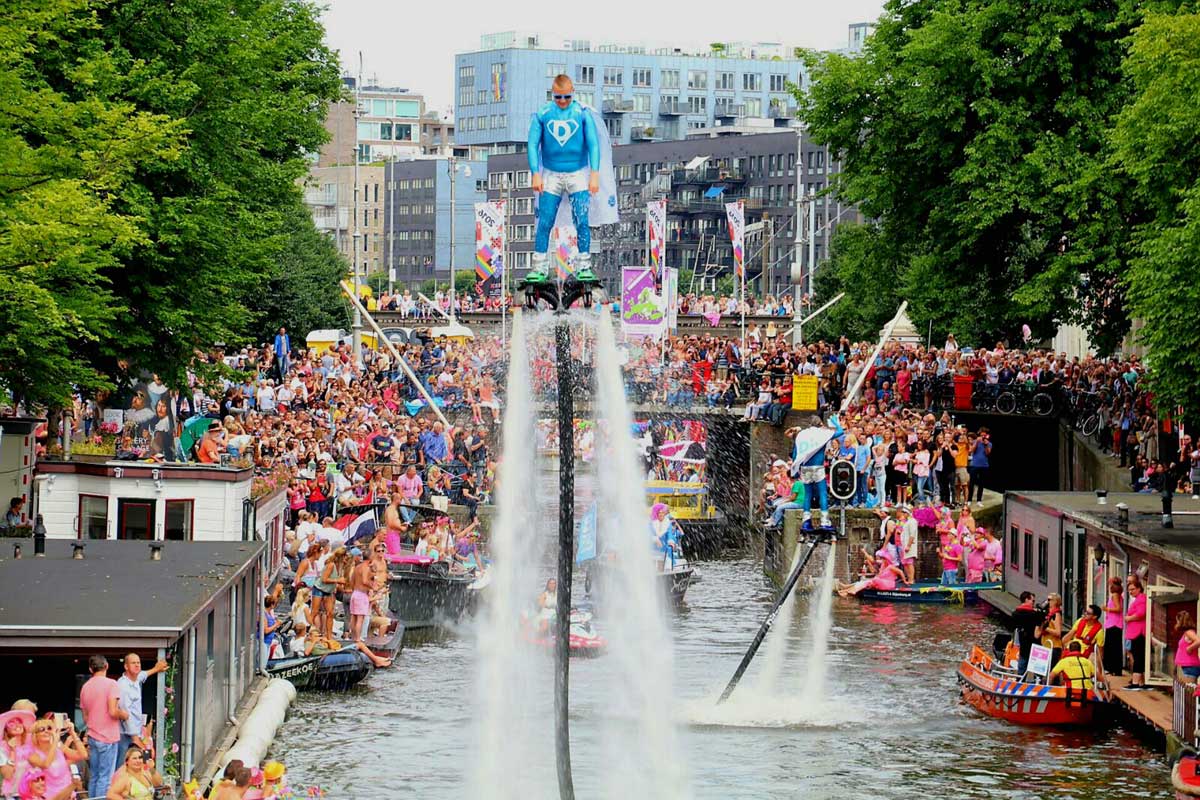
703, 185, 727, 198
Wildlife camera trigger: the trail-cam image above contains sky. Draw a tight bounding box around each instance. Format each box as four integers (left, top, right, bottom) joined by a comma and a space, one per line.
318, 0, 886, 110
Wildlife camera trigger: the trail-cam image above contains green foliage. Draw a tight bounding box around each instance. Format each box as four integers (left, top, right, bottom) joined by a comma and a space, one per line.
251, 201, 351, 341
1111, 10, 1200, 411
0, 0, 183, 408
805, 224, 900, 342
798, 0, 1141, 349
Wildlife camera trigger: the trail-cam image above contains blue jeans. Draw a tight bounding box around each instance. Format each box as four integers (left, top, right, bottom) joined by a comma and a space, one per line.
805, 479, 829, 516
941, 569, 958, 586
915, 474, 932, 502
770, 500, 803, 527
855, 472, 869, 506
534, 170, 591, 253
873, 469, 887, 507
116, 732, 138, 768
89, 738, 118, 799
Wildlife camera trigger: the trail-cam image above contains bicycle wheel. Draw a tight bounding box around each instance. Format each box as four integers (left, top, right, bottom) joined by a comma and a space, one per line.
1033, 392, 1054, 416
995, 392, 1017, 414
1079, 415, 1099, 437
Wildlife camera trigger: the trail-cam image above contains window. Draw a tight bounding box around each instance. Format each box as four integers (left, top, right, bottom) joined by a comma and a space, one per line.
744, 97, 762, 117
546, 63, 566, 79
79, 495, 107, 540
633, 68, 652, 87
1037, 537, 1049, 585
660, 96, 679, 114
687, 70, 708, 90
1010, 526, 1020, 569
743, 73, 762, 91
477, 89, 487, 105
1023, 531, 1033, 577
606, 117, 623, 137
424, 178, 434, 189
716, 71, 735, 91
770, 74, 788, 92
715, 97, 735, 116
166, 500, 194, 541
661, 69, 680, 89
515, 197, 533, 215
457, 85, 473, 107
687, 95, 706, 114
633, 93, 651, 113
206, 610, 215, 665
603, 67, 623, 86
576, 91, 593, 107
576, 65, 595, 84
516, 171, 531, 189
490, 62, 506, 101
458, 64, 475, 85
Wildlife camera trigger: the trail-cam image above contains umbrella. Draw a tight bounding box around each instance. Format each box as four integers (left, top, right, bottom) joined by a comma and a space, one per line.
656, 440, 706, 464
179, 416, 214, 460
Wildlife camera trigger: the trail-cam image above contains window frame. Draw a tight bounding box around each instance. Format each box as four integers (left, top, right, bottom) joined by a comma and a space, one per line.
1023, 530, 1034, 577
165, 498, 195, 542
78, 493, 108, 540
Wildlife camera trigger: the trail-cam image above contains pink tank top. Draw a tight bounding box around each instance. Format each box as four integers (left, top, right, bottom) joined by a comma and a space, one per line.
20, 744, 72, 798
1177, 634, 1200, 668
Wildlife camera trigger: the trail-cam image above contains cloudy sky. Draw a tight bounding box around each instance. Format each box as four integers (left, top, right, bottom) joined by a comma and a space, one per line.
319, 0, 885, 110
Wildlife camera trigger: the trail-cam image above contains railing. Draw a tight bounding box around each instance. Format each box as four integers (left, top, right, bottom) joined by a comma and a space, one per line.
769, 104, 796, 119
631, 126, 658, 141
658, 102, 683, 116
714, 104, 744, 118
602, 99, 635, 114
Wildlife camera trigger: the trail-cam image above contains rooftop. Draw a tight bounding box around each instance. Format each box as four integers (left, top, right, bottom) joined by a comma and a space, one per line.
1009, 491, 1200, 572
0, 539, 264, 649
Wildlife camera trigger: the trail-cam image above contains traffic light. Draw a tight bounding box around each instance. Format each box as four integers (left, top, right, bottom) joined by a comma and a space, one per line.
829, 459, 856, 501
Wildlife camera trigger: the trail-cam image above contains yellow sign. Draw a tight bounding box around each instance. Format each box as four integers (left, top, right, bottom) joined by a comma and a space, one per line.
792, 374, 819, 411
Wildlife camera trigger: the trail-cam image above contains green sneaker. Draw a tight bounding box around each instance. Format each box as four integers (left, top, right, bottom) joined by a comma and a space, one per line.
525, 253, 550, 284
573, 254, 597, 283
524, 269, 550, 284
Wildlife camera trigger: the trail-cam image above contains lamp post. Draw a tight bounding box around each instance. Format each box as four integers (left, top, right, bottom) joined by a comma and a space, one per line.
447, 156, 472, 322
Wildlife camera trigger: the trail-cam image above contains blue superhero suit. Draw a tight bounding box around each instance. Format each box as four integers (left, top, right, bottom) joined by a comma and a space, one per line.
789, 415, 845, 529
528, 100, 601, 276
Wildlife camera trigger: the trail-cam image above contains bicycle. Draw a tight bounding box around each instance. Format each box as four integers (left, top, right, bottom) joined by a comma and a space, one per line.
994, 384, 1055, 416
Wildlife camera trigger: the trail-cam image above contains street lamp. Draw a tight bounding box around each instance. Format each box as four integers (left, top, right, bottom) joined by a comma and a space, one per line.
447, 156, 472, 322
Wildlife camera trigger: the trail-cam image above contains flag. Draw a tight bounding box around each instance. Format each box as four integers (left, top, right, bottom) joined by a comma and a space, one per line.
647, 200, 667, 278
725, 200, 745, 279
553, 225, 577, 280
576, 503, 598, 564
341, 509, 378, 545
474, 201, 506, 280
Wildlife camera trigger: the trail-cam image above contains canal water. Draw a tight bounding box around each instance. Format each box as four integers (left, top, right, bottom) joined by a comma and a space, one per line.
270, 554, 1170, 799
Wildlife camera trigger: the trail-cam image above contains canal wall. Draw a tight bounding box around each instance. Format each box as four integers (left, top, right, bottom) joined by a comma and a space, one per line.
763, 492, 1005, 587
1058, 424, 1130, 493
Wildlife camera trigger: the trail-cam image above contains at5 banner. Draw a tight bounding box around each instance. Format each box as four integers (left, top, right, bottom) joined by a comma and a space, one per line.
647, 199, 667, 279
725, 200, 745, 279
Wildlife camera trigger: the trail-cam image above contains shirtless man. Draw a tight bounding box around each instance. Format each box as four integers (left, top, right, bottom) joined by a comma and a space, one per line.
348, 552, 374, 643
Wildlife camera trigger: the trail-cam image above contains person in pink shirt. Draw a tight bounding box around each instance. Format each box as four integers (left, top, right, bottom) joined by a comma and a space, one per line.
1125, 575, 1148, 688
982, 527, 1003, 581
79, 654, 127, 798
964, 531, 988, 584
939, 533, 963, 586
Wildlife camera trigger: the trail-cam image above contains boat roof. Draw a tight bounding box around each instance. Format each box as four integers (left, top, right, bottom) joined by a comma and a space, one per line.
1008, 491, 1200, 573
0, 538, 264, 650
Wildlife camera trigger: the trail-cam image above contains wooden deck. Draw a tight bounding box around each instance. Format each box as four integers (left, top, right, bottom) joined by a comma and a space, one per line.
978, 588, 1020, 618
1107, 675, 1174, 734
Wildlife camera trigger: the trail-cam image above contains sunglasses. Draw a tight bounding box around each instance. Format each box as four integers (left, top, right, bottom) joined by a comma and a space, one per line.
553, 93, 573, 100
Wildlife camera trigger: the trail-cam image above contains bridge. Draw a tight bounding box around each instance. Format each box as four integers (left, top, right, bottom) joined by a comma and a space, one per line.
371, 309, 798, 339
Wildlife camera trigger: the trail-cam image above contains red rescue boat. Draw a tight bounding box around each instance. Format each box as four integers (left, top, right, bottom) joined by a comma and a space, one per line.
1174, 753, 1200, 799
956, 645, 1106, 726
520, 609, 607, 658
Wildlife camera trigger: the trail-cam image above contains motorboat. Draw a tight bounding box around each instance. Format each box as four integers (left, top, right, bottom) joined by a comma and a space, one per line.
520, 608, 607, 658
956, 644, 1107, 725
310, 649, 373, 691
857, 580, 1001, 605
264, 655, 322, 690
584, 555, 696, 606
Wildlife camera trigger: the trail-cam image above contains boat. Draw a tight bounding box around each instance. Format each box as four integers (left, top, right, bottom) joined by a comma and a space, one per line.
956, 644, 1106, 725
264, 655, 322, 690
310, 649, 374, 691
340, 615, 406, 659
644, 481, 732, 558
520, 608, 607, 658
857, 580, 1001, 605
584, 556, 696, 606
1172, 752, 1200, 798
383, 504, 483, 630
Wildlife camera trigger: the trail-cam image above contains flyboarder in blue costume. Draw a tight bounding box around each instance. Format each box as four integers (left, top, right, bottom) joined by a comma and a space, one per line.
526, 73, 607, 284
787, 414, 845, 530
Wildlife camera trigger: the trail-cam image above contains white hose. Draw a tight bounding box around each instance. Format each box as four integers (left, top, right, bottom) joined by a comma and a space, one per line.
218, 679, 296, 773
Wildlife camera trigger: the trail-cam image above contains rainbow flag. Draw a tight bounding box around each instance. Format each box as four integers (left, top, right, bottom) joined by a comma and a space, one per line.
476, 244, 496, 280
553, 226, 575, 280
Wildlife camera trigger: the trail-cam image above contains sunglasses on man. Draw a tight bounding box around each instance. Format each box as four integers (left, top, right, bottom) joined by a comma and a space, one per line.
553, 93, 573, 100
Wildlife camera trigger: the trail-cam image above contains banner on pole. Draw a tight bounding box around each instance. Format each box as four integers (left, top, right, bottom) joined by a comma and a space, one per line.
475, 200, 506, 297
553, 224, 578, 280
647, 200, 667, 279
666, 267, 679, 333
725, 200, 745, 279
620, 267, 666, 339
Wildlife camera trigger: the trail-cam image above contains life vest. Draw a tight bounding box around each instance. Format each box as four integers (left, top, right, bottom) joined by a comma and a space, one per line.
1055, 654, 1094, 690
1073, 619, 1102, 658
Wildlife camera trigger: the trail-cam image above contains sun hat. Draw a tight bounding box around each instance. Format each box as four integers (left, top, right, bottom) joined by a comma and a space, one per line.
0, 708, 35, 736
263, 762, 286, 782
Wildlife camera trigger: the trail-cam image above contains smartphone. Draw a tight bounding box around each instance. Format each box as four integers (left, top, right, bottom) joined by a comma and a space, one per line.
54, 712, 68, 729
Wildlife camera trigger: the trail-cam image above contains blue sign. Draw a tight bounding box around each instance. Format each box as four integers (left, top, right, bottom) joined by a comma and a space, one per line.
576, 503, 598, 564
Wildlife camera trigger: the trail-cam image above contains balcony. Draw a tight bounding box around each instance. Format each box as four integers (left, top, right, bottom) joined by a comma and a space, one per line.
714, 104, 744, 119
671, 167, 746, 185
769, 104, 796, 119
602, 99, 635, 114
630, 126, 659, 141
305, 190, 338, 207
313, 208, 349, 231
658, 101, 683, 116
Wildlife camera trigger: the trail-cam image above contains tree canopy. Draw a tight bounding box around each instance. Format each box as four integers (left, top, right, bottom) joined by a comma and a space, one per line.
1, 0, 345, 409
798, 0, 1142, 351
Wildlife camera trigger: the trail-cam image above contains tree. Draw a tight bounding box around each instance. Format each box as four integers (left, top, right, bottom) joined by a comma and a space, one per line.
0, 0, 182, 408
798, 0, 1142, 348
73, 0, 343, 388
804, 224, 901, 342
249, 200, 350, 342
1111, 10, 1200, 412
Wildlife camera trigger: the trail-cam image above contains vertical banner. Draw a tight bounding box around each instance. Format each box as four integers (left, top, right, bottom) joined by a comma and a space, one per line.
620, 267, 666, 338
475, 200, 506, 298
666, 267, 679, 333
576, 502, 598, 564
553, 224, 578, 281
647, 199, 667, 279
725, 200, 745, 279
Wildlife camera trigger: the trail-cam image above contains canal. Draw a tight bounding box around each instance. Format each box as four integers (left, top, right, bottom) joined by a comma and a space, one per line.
270, 556, 1171, 799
